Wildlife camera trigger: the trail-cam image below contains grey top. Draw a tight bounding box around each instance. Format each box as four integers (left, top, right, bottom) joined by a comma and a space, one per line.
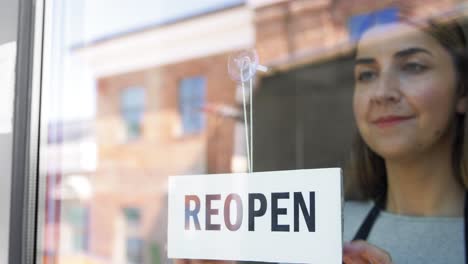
344, 201, 465, 264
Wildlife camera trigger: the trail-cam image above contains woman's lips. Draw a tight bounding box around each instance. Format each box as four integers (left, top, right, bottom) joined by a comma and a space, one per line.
372, 116, 413, 128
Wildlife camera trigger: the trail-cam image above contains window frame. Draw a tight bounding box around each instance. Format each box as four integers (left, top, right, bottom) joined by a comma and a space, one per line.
9, 0, 46, 264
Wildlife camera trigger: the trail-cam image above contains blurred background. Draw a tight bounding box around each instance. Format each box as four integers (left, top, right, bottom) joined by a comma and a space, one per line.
35, 0, 468, 263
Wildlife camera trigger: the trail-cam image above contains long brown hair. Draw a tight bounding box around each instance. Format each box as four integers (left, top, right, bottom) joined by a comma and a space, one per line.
346, 15, 468, 201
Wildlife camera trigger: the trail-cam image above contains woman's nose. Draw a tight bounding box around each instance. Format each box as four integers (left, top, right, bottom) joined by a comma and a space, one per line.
370, 70, 401, 105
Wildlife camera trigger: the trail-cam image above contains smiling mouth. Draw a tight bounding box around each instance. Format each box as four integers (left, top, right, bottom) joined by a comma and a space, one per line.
372, 116, 413, 128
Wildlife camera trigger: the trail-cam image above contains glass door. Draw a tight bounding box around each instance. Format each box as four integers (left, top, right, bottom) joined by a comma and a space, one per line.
13, 0, 468, 263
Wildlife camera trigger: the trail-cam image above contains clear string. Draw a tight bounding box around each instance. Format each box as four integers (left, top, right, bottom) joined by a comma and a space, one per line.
241, 75, 251, 173
249, 78, 253, 172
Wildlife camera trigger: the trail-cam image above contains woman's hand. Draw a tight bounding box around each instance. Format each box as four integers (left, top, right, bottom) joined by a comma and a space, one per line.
343, 240, 393, 264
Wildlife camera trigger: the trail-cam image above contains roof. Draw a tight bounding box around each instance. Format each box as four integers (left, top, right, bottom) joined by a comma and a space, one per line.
72, 0, 246, 50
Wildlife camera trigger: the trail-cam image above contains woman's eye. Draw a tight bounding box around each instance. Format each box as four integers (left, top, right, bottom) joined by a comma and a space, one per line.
402, 62, 427, 74
356, 71, 377, 82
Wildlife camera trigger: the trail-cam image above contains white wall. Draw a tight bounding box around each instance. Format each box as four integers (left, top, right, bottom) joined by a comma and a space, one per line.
0, 0, 19, 263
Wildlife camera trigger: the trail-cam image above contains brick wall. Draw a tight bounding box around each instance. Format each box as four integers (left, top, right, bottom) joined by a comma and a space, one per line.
255, 0, 458, 66
91, 53, 237, 259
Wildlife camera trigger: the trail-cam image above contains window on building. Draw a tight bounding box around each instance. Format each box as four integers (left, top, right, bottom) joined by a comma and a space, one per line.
63, 205, 89, 252
123, 207, 141, 229
348, 7, 399, 41
120, 87, 145, 140
127, 238, 144, 264
179, 76, 206, 135
123, 207, 143, 264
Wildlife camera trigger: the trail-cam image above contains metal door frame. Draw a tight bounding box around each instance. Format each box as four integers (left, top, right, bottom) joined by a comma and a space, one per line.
9, 0, 45, 263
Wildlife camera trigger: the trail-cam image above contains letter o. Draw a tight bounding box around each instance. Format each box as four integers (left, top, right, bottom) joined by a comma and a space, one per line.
224, 193, 243, 231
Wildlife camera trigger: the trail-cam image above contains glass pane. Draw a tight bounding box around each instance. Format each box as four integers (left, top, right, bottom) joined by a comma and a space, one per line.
36, 0, 468, 263
0, 0, 18, 263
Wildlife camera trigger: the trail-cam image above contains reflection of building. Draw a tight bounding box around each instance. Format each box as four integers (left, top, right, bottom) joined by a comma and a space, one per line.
252, 0, 463, 172
78, 2, 253, 263
45, 120, 97, 263
254, 0, 462, 67
75, 0, 464, 263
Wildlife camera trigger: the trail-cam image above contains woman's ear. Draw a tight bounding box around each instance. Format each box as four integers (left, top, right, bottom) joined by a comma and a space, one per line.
456, 95, 467, 114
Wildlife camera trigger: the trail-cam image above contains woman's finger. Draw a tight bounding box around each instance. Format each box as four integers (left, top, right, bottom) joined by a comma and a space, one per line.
343, 240, 392, 264
343, 255, 368, 264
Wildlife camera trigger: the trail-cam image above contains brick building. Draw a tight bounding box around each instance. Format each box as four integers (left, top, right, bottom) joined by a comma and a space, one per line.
75, 0, 465, 263
78, 2, 253, 263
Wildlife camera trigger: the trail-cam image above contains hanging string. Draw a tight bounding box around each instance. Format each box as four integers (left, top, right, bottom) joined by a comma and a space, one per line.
249, 78, 253, 172
241, 75, 251, 173
228, 50, 266, 174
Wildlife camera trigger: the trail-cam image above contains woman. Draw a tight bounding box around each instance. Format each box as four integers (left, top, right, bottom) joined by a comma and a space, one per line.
343, 15, 468, 263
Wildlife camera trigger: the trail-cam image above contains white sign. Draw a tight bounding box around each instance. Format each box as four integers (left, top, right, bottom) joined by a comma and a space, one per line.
168, 168, 343, 264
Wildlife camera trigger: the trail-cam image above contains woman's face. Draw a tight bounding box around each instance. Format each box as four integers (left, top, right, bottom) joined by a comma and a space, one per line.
353, 22, 465, 161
